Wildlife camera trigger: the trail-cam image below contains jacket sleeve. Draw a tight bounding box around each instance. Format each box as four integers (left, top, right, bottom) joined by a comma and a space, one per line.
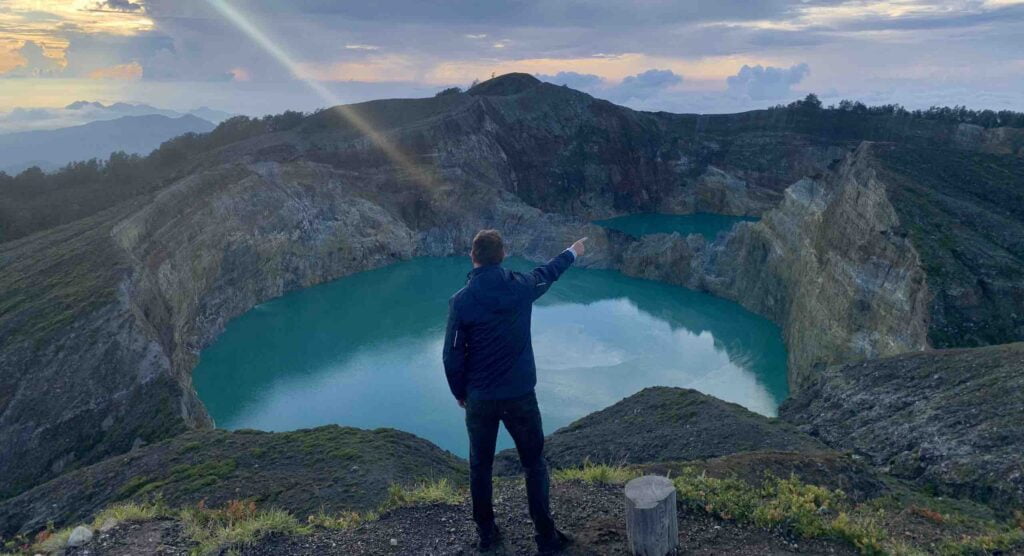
442, 297, 468, 400
518, 249, 576, 301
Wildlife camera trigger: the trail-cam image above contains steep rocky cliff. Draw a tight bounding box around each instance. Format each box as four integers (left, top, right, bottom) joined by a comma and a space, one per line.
618, 141, 1024, 389
781, 343, 1024, 510
2, 73, 1022, 503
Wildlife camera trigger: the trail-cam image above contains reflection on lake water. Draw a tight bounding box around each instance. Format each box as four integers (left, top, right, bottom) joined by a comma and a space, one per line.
194, 256, 787, 457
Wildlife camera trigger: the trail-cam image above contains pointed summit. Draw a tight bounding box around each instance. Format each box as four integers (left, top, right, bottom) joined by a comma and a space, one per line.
467, 73, 541, 96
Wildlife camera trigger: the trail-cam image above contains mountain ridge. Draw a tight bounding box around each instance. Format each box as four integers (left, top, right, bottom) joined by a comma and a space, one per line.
0, 114, 216, 175
0, 74, 1021, 531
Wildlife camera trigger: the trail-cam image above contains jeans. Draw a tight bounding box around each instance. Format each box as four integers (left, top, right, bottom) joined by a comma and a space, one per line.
465, 390, 555, 539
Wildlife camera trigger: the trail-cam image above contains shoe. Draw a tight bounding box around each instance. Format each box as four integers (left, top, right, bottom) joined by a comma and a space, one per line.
478, 524, 503, 551
535, 529, 572, 555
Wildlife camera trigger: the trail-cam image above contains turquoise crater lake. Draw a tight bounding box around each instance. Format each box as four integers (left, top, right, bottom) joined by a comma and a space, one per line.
595, 212, 758, 240
194, 257, 788, 458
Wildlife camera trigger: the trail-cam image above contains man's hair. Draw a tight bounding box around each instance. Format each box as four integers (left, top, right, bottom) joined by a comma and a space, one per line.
472, 229, 505, 265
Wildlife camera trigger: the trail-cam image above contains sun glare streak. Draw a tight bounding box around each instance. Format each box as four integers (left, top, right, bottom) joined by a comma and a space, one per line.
205, 0, 437, 186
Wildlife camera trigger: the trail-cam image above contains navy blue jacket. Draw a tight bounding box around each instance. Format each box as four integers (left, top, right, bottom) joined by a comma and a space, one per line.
443, 250, 575, 401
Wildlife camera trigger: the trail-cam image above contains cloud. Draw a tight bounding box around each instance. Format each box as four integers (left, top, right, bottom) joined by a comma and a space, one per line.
87, 61, 143, 80
536, 71, 605, 90
91, 0, 144, 12
1, 0, 1021, 116
726, 63, 810, 100
615, 68, 683, 100
2, 41, 63, 78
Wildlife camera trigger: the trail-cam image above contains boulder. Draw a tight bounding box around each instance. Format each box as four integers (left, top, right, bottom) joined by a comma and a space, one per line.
66, 525, 93, 547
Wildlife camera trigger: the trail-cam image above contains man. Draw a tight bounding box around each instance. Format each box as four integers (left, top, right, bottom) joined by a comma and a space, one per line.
443, 230, 587, 554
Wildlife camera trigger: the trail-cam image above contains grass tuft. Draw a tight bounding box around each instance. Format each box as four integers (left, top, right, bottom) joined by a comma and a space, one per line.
673, 468, 888, 554
307, 509, 378, 530
179, 499, 307, 555
379, 478, 463, 512
936, 529, 1024, 556
552, 461, 639, 485
31, 526, 75, 554
92, 500, 169, 528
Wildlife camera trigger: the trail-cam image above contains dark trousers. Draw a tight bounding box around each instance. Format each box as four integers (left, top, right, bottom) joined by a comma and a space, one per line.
465, 390, 555, 539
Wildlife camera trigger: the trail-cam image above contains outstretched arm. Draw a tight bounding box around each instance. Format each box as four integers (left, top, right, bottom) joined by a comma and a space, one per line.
521, 237, 588, 301
442, 298, 468, 404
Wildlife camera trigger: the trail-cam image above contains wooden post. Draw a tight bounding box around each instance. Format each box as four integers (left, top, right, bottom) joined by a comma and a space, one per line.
625, 475, 678, 555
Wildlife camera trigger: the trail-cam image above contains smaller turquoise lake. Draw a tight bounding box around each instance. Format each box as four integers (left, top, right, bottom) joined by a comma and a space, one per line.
194, 247, 788, 458
595, 212, 758, 240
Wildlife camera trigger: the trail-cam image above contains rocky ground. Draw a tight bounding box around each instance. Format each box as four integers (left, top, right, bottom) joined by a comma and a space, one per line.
495, 387, 827, 474
782, 343, 1024, 511
0, 426, 466, 537
7, 385, 1022, 554
64, 479, 857, 556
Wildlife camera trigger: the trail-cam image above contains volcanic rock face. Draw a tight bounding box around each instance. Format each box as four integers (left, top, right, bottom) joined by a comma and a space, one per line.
619, 141, 1024, 389
2, 73, 1023, 501
700, 144, 933, 389
781, 343, 1024, 510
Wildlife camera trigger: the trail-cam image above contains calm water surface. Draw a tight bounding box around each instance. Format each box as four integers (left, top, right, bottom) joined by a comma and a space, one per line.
194, 257, 787, 457
595, 212, 758, 240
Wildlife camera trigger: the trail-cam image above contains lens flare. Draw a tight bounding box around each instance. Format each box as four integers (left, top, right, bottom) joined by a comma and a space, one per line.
205, 0, 435, 185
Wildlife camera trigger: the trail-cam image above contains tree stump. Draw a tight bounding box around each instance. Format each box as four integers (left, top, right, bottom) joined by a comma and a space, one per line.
624, 475, 678, 555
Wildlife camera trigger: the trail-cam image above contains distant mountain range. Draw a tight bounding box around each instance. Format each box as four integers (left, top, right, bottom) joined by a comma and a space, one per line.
0, 114, 217, 175
0, 100, 234, 134
62, 100, 234, 125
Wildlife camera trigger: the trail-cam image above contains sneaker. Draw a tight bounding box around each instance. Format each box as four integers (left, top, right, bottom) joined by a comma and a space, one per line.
479, 524, 503, 551
535, 529, 572, 555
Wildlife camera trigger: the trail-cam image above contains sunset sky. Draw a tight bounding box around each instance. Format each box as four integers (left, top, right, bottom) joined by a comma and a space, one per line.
1, 0, 1022, 121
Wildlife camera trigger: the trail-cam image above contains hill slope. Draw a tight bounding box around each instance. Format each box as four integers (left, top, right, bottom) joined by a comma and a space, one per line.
0, 114, 215, 174
1, 73, 1023, 506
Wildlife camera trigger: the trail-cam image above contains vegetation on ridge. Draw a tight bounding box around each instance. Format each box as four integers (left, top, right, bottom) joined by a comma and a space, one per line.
779, 93, 1024, 128
555, 462, 1024, 556
3, 477, 465, 555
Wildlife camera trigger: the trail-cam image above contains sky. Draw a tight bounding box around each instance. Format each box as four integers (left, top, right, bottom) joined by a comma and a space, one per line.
1, 0, 1022, 125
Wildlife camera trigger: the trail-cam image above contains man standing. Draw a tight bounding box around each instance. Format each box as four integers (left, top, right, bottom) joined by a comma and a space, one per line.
443, 230, 586, 554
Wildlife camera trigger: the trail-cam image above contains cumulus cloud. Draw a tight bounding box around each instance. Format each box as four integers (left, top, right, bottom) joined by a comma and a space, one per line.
91, 0, 144, 12
2, 0, 1021, 116
537, 68, 683, 101
535, 71, 605, 90
536, 68, 686, 110
615, 69, 683, 100
726, 63, 809, 100
2, 41, 63, 78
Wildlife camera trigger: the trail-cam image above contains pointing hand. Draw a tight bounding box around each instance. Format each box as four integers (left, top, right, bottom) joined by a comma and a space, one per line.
571, 237, 588, 258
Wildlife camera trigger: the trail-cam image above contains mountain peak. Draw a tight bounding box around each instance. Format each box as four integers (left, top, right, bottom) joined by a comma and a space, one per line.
65, 100, 106, 110
467, 73, 541, 96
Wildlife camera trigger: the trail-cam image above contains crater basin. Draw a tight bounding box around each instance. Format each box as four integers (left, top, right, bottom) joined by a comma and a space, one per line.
194, 256, 787, 457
